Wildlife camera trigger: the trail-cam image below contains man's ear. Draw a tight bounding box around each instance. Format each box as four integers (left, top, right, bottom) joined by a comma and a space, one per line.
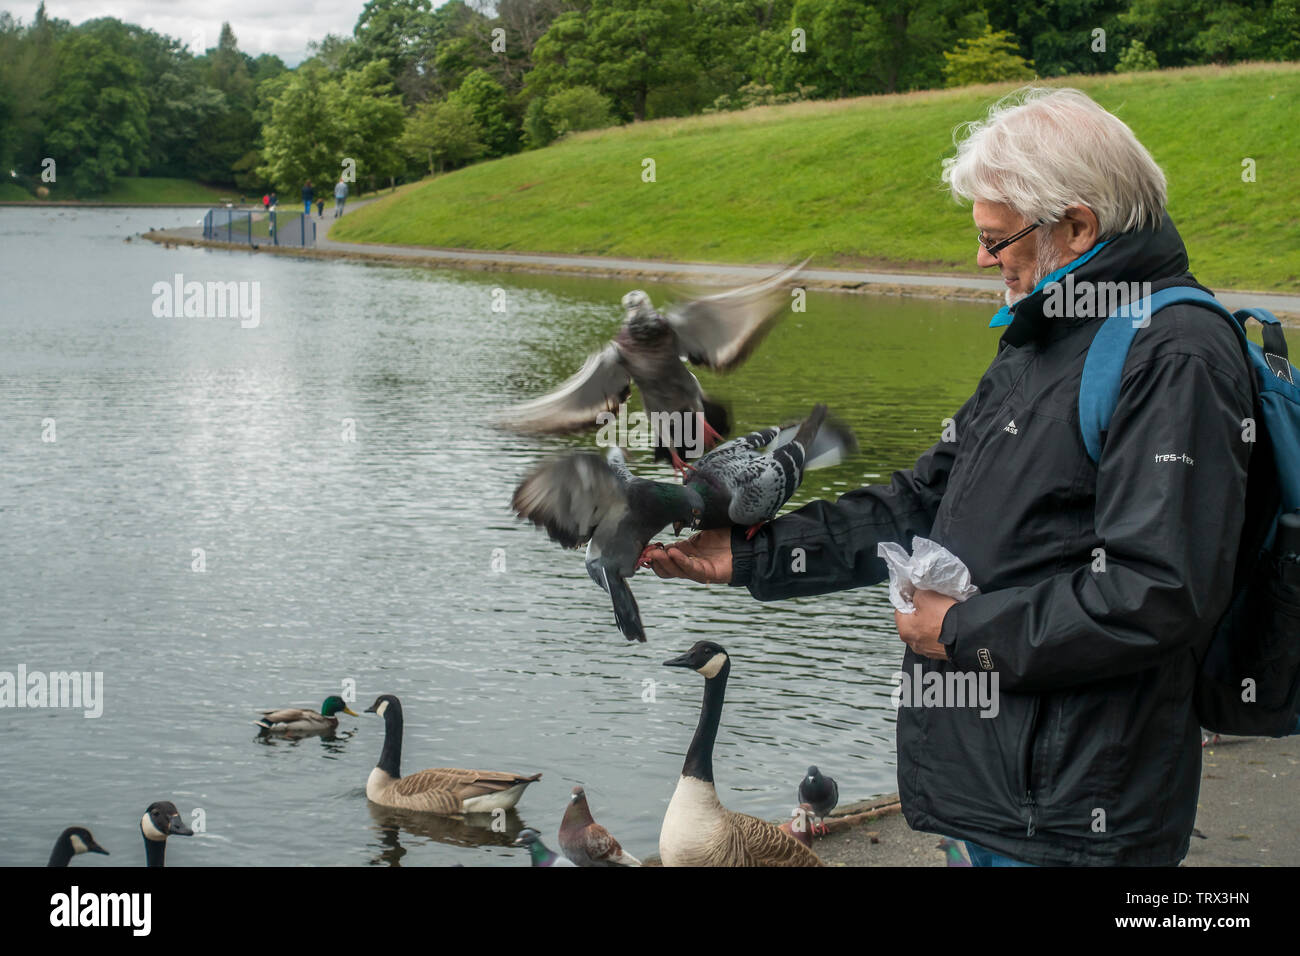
1059, 205, 1100, 256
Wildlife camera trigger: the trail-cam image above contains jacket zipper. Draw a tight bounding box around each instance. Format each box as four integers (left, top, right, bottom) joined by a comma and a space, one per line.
1022, 697, 1042, 838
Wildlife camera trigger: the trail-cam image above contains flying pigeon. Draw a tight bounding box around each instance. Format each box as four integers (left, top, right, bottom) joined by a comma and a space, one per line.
558, 786, 641, 866
510, 404, 856, 641
495, 261, 808, 476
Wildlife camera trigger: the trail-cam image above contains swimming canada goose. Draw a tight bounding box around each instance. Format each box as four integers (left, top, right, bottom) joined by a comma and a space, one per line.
141, 801, 193, 867
660, 641, 823, 867
255, 695, 359, 736
47, 827, 109, 866
363, 694, 542, 814
558, 785, 641, 866
514, 827, 576, 867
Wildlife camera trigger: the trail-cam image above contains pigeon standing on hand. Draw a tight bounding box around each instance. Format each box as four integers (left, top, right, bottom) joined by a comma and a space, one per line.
511, 405, 856, 641
495, 261, 808, 476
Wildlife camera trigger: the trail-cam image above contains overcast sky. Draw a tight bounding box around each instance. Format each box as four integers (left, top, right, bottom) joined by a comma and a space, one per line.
8, 1, 378, 65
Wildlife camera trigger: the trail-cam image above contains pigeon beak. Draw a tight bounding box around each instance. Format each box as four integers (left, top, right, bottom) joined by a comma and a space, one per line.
672, 521, 684, 535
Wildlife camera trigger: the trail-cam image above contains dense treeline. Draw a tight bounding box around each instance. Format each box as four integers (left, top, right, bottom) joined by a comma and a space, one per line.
1, 0, 1296, 197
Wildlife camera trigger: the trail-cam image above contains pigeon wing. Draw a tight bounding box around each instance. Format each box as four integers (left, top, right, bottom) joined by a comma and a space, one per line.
664, 261, 807, 371
496, 344, 632, 434
512, 451, 629, 549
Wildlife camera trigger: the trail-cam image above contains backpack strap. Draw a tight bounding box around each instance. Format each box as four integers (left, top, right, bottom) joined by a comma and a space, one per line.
1078, 287, 1247, 463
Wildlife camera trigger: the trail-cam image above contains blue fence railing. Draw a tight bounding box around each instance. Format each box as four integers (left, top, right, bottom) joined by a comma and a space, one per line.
202, 207, 317, 248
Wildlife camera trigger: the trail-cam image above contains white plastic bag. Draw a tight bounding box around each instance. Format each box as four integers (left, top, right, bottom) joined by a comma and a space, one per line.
877, 536, 980, 613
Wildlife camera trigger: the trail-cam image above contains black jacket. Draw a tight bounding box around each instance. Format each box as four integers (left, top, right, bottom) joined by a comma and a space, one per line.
731, 215, 1253, 865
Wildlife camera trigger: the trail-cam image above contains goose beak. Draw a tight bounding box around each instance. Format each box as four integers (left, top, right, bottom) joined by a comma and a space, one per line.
363, 703, 376, 713
169, 817, 194, 837
343, 706, 360, 717
90, 842, 109, 856
663, 652, 694, 668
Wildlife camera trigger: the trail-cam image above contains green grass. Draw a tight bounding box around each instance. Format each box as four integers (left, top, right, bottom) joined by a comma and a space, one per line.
1, 176, 238, 204
332, 63, 1300, 292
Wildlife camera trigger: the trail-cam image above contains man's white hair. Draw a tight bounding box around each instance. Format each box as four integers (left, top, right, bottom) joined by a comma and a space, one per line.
941, 87, 1167, 238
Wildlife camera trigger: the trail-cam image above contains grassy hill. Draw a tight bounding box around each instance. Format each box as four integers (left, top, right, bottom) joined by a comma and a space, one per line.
332, 63, 1299, 293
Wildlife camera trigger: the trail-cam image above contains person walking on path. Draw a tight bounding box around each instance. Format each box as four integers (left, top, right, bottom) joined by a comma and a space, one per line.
334, 178, 348, 218
643, 87, 1255, 868
316, 198, 325, 218
302, 180, 313, 217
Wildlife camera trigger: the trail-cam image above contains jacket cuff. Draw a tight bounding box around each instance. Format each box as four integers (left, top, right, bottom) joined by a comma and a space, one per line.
939, 599, 962, 664
729, 525, 755, 588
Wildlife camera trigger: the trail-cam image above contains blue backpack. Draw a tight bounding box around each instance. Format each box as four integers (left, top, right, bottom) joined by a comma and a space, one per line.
1079, 286, 1300, 737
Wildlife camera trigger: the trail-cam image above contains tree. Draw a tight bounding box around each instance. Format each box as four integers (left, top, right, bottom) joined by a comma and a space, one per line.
1115, 39, 1159, 71
542, 85, 615, 137
400, 97, 483, 172
449, 68, 518, 156
527, 0, 699, 121
44, 29, 149, 194
942, 25, 1036, 87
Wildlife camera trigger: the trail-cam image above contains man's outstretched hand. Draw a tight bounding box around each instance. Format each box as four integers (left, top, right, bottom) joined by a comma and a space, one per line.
638, 528, 733, 584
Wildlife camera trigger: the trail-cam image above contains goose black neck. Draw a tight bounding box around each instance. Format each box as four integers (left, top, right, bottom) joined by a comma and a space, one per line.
378, 707, 403, 779
142, 831, 166, 868
47, 837, 73, 867
682, 660, 729, 783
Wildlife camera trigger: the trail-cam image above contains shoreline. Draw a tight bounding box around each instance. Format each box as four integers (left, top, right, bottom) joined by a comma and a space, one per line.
139, 228, 1300, 316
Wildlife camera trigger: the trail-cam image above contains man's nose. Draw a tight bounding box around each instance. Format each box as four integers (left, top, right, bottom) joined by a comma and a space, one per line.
976, 244, 999, 269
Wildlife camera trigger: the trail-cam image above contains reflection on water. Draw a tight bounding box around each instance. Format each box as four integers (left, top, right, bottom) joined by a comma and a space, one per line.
0, 207, 1001, 866
367, 803, 529, 866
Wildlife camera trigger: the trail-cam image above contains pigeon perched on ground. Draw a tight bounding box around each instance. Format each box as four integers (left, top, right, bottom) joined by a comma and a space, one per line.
558, 786, 641, 866
511, 404, 856, 641
513, 828, 576, 867
798, 765, 838, 835
495, 262, 808, 476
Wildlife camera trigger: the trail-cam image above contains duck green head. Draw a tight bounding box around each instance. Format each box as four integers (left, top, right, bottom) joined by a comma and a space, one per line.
321, 696, 359, 718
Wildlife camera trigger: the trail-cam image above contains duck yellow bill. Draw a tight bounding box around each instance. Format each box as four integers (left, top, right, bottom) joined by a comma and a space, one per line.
343, 706, 360, 717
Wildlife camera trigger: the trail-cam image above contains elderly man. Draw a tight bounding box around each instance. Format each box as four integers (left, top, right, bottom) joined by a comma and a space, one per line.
643, 87, 1253, 866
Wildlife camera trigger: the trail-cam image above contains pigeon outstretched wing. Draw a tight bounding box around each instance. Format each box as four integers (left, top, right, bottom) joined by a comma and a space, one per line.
511, 451, 629, 549
665, 260, 807, 371
496, 344, 631, 434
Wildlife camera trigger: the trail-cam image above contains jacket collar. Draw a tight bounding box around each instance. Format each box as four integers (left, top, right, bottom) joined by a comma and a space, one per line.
992, 212, 1191, 348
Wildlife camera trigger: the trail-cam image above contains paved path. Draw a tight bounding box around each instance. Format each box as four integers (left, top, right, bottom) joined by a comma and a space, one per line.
814, 734, 1298, 866
145, 199, 1300, 315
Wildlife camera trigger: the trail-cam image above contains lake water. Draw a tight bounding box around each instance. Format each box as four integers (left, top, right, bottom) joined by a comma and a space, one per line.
0, 206, 998, 866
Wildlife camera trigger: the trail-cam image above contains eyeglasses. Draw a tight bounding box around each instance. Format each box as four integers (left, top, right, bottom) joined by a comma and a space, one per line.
977, 221, 1040, 260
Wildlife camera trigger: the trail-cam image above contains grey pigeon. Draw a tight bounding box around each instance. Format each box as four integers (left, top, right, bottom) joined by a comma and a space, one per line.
511, 404, 856, 641
798, 765, 839, 835
495, 262, 808, 475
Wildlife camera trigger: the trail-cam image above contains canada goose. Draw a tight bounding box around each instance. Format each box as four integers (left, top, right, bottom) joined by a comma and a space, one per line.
798, 765, 839, 835
255, 695, 359, 736
779, 803, 816, 849
363, 694, 541, 814
558, 785, 641, 866
514, 827, 576, 867
660, 641, 823, 867
141, 802, 192, 867
47, 827, 108, 866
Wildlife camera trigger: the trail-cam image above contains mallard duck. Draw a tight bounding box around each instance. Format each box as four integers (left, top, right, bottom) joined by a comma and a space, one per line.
141, 801, 192, 867
363, 694, 541, 814
47, 827, 109, 866
514, 827, 576, 867
558, 785, 641, 866
660, 641, 823, 867
255, 695, 358, 736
